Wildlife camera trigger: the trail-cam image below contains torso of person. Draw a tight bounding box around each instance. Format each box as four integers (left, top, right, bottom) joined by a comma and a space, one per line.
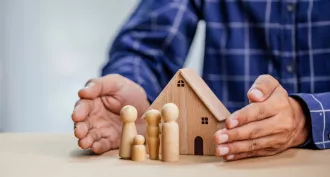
200, 1, 330, 112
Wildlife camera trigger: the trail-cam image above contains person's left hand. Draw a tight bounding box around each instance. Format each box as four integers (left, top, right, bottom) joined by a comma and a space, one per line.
213, 75, 310, 161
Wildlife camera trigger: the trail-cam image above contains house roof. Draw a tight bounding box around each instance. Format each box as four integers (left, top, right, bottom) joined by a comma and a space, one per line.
179, 68, 230, 121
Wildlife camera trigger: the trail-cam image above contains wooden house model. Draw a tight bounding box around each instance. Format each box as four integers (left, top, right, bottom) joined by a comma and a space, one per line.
147, 68, 230, 156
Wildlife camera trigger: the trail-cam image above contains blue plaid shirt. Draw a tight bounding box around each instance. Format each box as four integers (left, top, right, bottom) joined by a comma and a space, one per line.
102, 0, 330, 149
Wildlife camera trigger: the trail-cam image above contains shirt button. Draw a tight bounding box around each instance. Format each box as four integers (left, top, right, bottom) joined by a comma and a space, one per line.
328, 133, 330, 140
287, 3, 295, 12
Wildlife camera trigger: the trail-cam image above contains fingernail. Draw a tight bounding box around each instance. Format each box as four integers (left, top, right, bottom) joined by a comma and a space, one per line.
217, 128, 227, 134
217, 134, 228, 144
250, 88, 263, 99
229, 119, 238, 128
226, 154, 235, 160
217, 146, 229, 156
84, 82, 94, 89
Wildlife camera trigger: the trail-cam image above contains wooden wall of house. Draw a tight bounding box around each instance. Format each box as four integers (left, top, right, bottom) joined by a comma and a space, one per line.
147, 72, 225, 156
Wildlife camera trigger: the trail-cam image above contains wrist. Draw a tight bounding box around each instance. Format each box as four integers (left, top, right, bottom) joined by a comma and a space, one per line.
289, 97, 310, 147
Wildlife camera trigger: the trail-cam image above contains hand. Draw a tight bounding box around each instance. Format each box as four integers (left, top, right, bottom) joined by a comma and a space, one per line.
213, 75, 310, 161
72, 74, 150, 154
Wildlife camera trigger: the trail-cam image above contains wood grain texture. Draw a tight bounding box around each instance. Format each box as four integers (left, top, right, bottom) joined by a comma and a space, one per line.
161, 103, 180, 162
147, 68, 229, 156
180, 68, 230, 121
132, 135, 146, 162
119, 105, 138, 159
1, 134, 330, 177
145, 110, 161, 160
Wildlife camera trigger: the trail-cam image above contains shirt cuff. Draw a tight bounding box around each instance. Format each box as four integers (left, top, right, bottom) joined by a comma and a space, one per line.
290, 93, 327, 149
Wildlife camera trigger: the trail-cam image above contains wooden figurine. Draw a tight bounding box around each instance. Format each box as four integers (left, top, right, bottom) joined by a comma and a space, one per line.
145, 109, 161, 160
161, 103, 179, 162
132, 135, 146, 161
145, 68, 230, 156
119, 105, 138, 159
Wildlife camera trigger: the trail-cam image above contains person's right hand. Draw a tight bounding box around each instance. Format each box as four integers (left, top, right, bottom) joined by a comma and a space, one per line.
72, 74, 150, 154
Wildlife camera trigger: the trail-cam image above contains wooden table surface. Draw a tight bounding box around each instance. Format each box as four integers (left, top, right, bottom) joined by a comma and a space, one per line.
0, 133, 329, 177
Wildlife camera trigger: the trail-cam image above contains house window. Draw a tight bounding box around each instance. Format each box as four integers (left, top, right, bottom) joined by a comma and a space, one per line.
201, 117, 208, 124
177, 80, 185, 87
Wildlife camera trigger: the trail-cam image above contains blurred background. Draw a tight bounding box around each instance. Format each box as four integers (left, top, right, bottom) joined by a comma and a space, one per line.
0, 0, 205, 133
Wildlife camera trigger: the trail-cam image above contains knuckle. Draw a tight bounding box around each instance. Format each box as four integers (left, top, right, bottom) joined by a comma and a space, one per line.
248, 128, 262, 139
248, 139, 260, 151
255, 104, 265, 121
271, 141, 284, 149
260, 74, 272, 81
280, 117, 295, 133
261, 74, 278, 85
254, 74, 279, 93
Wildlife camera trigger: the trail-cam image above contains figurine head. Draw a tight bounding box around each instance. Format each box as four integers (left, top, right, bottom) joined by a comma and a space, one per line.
133, 135, 145, 145
144, 109, 161, 125
161, 103, 179, 122
120, 105, 137, 123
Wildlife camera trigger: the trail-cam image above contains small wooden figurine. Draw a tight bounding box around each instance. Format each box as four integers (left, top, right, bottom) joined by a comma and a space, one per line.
161, 103, 179, 162
119, 105, 138, 159
146, 68, 230, 156
145, 109, 161, 160
132, 135, 146, 162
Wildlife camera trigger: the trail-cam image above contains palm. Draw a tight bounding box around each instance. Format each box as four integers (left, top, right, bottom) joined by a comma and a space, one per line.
72, 74, 150, 154
86, 96, 122, 150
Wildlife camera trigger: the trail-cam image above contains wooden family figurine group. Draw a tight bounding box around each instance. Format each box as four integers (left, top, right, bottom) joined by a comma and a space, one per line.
119, 103, 179, 162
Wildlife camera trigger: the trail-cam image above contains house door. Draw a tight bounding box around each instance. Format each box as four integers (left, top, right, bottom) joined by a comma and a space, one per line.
194, 136, 203, 155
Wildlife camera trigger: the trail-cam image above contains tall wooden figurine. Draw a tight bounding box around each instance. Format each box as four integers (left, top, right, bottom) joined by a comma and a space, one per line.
145, 110, 161, 160
161, 103, 179, 162
132, 135, 146, 161
119, 105, 137, 159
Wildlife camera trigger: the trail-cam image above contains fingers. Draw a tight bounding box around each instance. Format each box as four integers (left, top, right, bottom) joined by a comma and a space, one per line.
248, 74, 279, 102
215, 117, 283, 144
78, 128, 107, 149
223, 149, 279, 161
91, 139, 112, 154
100, 96, 122, 115
225, 101, 277, 129
78, 74, 124, 99
72, 99, 93, 122
215, 134, 284, 157
74, 121, 91, 139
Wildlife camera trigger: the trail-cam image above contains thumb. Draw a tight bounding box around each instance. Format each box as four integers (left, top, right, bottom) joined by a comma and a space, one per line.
247, 74, 279, 102
78, 74, 123, 99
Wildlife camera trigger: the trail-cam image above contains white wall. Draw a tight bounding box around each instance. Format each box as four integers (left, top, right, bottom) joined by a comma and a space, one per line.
2, 0, 204, 132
